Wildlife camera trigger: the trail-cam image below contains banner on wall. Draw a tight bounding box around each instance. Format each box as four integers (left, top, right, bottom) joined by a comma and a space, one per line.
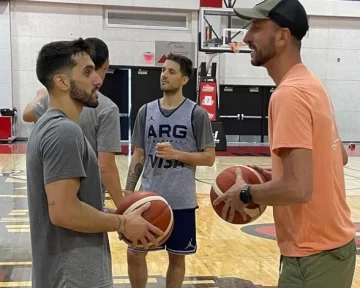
199, 81, 217, 121
155, 41, 196, 67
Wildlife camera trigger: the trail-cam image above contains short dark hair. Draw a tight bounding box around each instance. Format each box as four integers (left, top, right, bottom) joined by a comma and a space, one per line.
84, 38, 109, 70
36, 38, 94, 91
166, 53, 193, 78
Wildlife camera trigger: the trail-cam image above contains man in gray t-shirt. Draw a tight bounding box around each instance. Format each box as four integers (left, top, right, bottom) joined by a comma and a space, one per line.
125, 53, 216, 288
23, 38, 123, 207
27, 38, 163, 288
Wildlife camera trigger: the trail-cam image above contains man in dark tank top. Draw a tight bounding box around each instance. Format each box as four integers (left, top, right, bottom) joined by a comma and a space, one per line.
124, 53, 216, 288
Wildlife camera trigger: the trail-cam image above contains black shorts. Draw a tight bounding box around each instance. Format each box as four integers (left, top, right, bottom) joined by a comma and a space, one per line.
128, 208, 197, 255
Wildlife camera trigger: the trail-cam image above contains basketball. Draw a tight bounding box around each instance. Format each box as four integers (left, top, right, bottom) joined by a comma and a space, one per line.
115, 191, 174, 249
210, 165, 267, 224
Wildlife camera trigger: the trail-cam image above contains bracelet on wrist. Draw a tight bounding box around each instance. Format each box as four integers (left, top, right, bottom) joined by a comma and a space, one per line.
116, 216, 122, 231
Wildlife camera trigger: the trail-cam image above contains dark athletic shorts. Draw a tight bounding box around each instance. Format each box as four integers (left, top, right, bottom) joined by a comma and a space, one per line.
128, 208, 197, 255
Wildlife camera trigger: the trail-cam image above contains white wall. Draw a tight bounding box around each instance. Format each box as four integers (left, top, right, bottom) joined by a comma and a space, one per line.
221, 0, 360, 141
0, 2, 12, 110
10, 1, 199, 138
17, 0, 199, 10
9, 0, 360, 141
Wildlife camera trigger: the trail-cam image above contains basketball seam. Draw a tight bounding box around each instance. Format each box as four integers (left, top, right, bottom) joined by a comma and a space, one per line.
239, 165, 265, 184
123, 196, 169, 215
137, 205, 174, 248
212, 180, 223, 197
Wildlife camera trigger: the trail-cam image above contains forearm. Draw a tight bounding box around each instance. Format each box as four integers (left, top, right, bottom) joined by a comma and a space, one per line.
174, 150, 214, 167
100, 164, 123, 207
53, 200, 123, 233
250, 178, 309, 206
125, 150, 145, 192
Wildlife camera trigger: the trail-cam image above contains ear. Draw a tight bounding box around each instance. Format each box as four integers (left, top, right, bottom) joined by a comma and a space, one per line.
276, 28, 291, 48
53, 73, 70, 92
181, 76, 189, 86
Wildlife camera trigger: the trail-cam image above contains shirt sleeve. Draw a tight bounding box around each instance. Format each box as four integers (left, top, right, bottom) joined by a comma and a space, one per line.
192, 105, 216, 151
131, 104, 146, 149
270, 86, 313, 156
97, 106, 121, 153
33, 94, 49, 119
40, 120, 86, 185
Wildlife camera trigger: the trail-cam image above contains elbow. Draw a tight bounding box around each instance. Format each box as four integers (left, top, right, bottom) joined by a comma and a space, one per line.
49, 210, 65, 227
299, 189, 312, 204
22, 113, 32, 123
99, 161, 115, 174
207, 155, 215, 167
205, 150, 216, 166
22, 111, 36, 123
287, 179, 312, 204
343, 155, 348, 166
295, 183, 313, 204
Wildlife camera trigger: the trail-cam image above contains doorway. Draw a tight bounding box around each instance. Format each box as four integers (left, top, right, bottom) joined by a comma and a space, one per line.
99, 68, 130, 141
100, 66, 198, 143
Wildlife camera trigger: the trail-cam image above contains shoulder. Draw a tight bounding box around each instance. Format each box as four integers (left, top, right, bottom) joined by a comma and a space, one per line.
97, 92, 119, 112
49, 117, 83, 137
271, 85, 309, 107
40, 115, 84, 147
138, 103, 148, 116
192, 104, 209, 119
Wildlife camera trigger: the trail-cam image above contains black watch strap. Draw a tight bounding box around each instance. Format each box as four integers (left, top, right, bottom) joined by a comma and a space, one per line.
239, 184, 252, 204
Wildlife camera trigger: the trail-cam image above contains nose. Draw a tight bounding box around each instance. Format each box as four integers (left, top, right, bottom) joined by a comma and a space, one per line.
93, 72, 103, 88
161, 70, 169, 78
243, 30, 251, 45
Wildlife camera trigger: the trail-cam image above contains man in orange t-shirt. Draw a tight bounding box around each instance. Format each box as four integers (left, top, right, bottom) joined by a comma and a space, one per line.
214, 0, 356, 287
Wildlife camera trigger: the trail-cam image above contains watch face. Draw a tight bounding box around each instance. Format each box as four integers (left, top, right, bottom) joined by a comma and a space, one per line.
240, 191, 249, 204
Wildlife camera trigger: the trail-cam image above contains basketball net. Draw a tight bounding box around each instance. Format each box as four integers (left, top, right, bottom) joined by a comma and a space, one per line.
204, 42, 248, 75
228, 41, 248, 53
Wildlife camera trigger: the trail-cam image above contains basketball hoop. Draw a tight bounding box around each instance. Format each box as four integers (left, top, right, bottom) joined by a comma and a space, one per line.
228, 42, 248, 53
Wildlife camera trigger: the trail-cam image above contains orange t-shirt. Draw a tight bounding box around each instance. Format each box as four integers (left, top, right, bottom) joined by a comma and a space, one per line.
269, 63, 356, 257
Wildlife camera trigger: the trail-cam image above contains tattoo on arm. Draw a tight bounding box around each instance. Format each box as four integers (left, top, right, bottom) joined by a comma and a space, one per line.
125, 163, 144, 191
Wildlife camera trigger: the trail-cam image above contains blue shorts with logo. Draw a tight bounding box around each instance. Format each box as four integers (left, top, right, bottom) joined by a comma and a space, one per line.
128, 208, 197, 255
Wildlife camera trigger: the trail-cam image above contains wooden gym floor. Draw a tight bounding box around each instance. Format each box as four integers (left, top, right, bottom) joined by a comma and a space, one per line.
1, 143, 360, 287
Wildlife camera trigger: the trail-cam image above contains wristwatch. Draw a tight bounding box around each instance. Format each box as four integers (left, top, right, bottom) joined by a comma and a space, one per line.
239, 184, 252, 204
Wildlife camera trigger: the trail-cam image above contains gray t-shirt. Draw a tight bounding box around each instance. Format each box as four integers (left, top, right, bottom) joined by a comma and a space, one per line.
26, 109, 112, 288
132, 100, 215, 152
33, 92, 121, 155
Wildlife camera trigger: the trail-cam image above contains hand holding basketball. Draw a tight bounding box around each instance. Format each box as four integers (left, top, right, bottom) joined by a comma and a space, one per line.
213, 167, 248, 222
120, 202, 164, 249
247, 165, 272, 182
156, 142, 177, 160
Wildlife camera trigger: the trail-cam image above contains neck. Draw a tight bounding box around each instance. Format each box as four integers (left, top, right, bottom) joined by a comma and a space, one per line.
265, 50, 302, 86
49, 91, 83, 122
161, 90, 185, 109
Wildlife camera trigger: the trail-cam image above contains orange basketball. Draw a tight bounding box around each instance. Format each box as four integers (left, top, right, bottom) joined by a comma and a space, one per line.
210, 165, 267, 224
115, 191, 174, 249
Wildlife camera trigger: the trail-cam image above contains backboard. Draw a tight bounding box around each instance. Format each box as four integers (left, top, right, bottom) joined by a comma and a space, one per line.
199, 7, 251, 54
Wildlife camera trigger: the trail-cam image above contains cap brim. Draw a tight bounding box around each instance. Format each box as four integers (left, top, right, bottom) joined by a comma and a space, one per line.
233, 8, 270, 20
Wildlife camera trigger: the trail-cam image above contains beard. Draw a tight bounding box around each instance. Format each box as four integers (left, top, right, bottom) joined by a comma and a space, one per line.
249, 35, 277, 67
160, 81, 181, 95
70, 80, 99, 108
